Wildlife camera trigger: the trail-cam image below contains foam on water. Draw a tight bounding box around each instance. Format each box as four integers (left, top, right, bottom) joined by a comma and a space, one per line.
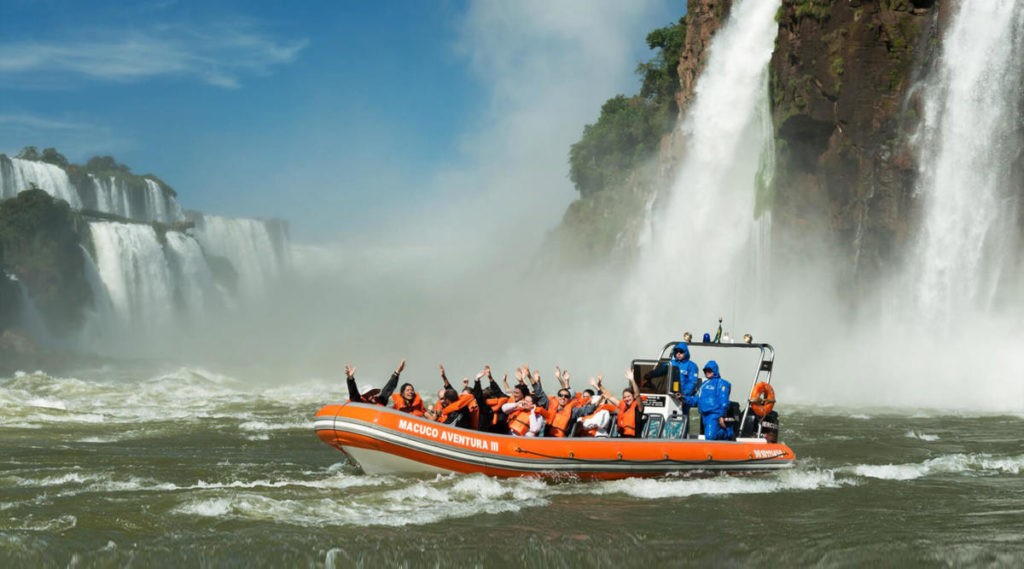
0, 367, 313, 427
904, 430, 940, 441
580, 468, 845, 499
173, 473, 549, 528
847, 453, 1024, 481
0, 514, 77, 533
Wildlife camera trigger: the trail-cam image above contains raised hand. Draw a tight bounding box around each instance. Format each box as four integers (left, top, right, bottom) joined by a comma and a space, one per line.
344, 364, 356, 379
395, 359, 406, 374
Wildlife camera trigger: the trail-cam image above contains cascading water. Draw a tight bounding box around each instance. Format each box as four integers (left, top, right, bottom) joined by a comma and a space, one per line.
164, 231, 217, 318
909, 0, 1024, 319
190, 214, 282, 298
86, 175, 184, 223
89, 222, 177, 334
628, 0, 781, 340
0, 156, 82, 208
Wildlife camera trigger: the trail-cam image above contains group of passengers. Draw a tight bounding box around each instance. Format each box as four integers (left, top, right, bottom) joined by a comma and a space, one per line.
345, 361, 646, 439
343, 341, 736, 441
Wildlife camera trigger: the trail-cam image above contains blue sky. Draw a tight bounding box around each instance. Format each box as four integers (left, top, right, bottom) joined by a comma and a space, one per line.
1, 0, 680, 241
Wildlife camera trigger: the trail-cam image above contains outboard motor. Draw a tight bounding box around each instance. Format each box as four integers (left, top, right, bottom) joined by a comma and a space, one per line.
760, 411, 780, 443
739, 409, 760, 438
722, 401, 742, 441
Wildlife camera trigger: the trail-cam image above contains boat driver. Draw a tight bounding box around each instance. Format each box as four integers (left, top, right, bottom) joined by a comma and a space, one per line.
644, 342, 700, 434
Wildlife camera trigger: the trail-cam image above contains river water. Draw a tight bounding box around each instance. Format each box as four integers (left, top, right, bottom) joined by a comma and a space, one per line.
2, 364, 1021, 567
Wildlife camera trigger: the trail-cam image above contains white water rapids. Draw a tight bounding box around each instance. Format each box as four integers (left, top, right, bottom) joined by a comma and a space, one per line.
908, 0, 1024, 320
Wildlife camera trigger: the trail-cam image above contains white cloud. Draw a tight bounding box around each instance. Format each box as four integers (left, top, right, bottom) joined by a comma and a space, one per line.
0, 24, 307, 88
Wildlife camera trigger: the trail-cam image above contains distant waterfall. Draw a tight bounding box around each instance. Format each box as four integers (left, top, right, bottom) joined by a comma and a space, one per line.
89, 222, 177, 332
189, 213, 283, 298
85, 175, 184, 223
909, 0, 1024, 318
0, 156, 184, 223
0, 157, 82, 208
629, 0, 781, 338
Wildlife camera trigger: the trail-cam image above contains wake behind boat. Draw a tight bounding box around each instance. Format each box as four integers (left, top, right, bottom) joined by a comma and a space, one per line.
314, 340, 796, 479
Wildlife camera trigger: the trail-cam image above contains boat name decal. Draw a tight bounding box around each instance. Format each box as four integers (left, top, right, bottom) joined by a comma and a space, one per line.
752, 449, 780, 459
398, 419, 499, 452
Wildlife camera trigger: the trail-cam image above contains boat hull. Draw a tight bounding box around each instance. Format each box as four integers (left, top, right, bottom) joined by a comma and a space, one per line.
315, 402, 796, 479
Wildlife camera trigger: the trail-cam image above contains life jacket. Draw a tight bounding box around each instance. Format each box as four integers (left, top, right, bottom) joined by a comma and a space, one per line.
439, 393, 477, 427
546, 398, 578, 437
507, 407, 532, 436
487, 396, 509, 427
391, 393, 425, 417
578, 403, 617, 437
617, 399, 640, 437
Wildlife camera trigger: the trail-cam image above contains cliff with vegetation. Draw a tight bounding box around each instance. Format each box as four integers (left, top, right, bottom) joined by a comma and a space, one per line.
769, 0, 938, 285
0, 189, 93, 336
550, 0, 952, 285
548, 0, 735, 264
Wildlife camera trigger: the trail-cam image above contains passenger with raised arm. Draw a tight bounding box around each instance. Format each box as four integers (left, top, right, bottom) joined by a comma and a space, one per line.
697, 360, 733, 441
576, 376, 617, 437
544, 366, 581, 437
345, 360, 405, 405
502, 393, 546, 436
481, 367, 510, 433
594, 369, 645, 438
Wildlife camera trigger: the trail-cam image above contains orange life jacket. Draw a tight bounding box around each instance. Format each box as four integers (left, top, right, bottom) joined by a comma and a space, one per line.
545, 398, 578, 437
439, 393, 477, 426
391, 393, 425, 417
487, 396, 509, 426
617, 399, 640, 437
507, 407, 532, 436
578, 403, 617, 437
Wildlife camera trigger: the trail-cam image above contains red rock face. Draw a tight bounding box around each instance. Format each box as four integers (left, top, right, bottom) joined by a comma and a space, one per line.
767, 1, 938, 286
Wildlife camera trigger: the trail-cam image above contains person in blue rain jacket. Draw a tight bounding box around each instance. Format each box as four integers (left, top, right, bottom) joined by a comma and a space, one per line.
697, 360, 733, 441
644, 342, 701, 435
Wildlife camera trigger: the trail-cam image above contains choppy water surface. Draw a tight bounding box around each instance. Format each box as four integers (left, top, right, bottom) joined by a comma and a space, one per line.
2, 367, 1022, 567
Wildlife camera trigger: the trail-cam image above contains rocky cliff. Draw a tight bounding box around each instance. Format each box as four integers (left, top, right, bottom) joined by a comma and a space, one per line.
0, 189, 93, 336
768, 0, 938, 285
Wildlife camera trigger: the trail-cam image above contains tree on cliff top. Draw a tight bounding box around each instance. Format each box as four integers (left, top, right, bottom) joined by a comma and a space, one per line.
568, 19, 685, 199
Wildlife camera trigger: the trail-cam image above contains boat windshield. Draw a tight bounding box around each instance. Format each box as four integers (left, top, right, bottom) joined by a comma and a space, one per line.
632, 341, 774, 397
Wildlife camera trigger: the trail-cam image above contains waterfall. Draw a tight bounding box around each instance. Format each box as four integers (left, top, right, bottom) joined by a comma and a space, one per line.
164, 231, 216, 318
88, 175, 133, 219
628, 0, 781, 338
0, 156, 82, 208
88, 221, 179, 337
86, 175, 184, 223
190, 213, 282, 298
0, 157, 184, 223
909, 0, 1024, 319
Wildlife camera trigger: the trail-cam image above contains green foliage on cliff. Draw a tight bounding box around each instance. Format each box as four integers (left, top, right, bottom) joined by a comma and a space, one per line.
789, 0, 831, 21
17, 147, 70, 168
0, 189, 91, 335
569, 19, 685, 199
569, 95, 665, 199
549, 18, 686, 265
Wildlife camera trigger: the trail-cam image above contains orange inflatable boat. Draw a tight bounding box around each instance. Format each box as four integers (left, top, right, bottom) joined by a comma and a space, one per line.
314, 340, 796, 479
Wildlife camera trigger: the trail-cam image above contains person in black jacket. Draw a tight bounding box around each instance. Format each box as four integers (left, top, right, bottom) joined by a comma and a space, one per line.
345, 359, 405, 405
